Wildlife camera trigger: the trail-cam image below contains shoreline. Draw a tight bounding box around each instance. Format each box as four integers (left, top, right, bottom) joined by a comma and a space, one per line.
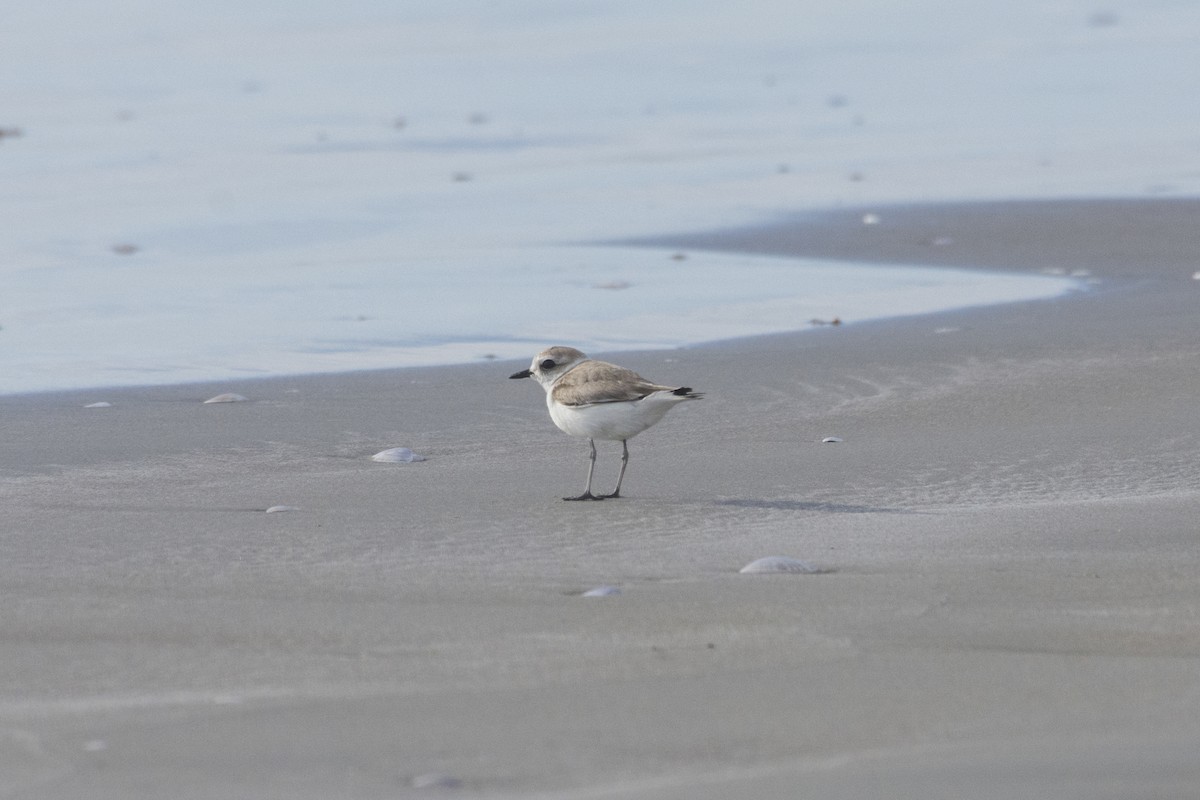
4, 196, 1200, 798
626, 196, 1200, 277
10, 195, 1199, 407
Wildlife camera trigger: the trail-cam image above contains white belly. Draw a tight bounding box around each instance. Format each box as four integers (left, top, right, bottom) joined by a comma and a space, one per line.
547, 392, 684, 441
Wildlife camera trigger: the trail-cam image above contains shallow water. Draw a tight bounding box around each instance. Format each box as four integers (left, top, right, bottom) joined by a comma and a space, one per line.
2, 0, 1194, 394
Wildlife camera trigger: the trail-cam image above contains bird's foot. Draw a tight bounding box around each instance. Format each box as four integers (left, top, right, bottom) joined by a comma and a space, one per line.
596, 490, 622, 499
563, 492, 604, 501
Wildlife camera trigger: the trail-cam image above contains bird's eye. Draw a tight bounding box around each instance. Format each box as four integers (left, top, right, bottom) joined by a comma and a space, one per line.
540, 359, 556, 370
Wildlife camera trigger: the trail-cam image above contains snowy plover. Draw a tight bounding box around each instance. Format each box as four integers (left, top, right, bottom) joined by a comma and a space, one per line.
509, 346, 703, 500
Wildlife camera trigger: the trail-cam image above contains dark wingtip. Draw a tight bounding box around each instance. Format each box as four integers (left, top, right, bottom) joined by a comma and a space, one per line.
672, 386, 702, 397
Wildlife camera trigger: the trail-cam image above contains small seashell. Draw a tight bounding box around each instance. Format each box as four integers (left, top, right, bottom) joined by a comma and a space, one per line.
821, 436, 843, 443
861, 213, 881, 225
739, 556, 822, 574
371, 447, 426, 463
411, 772, 462, 789
203, 393, 248, 404
84, 401, 112, 408
1192, 271, 1200, 281
265, 505, 299, 513
581, 585, 621, 597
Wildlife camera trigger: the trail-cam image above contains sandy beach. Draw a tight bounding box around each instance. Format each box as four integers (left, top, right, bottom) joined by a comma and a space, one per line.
4, 197, 1200, 797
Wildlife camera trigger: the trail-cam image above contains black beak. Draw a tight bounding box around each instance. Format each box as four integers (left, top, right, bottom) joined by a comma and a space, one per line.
509, 369, 532, 379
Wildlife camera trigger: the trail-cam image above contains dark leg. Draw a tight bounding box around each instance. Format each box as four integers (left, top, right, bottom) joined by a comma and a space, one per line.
599, 440, 629, 499
564, 439, 604, 501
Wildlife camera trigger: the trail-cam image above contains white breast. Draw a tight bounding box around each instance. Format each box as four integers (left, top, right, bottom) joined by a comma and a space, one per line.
547, 391, 687, 441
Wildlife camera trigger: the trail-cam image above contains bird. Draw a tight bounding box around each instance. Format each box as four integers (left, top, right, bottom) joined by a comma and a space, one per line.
509, 346, 703, 500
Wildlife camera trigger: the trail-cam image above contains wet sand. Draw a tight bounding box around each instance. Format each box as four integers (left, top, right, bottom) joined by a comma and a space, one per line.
3, 198, 1200, 798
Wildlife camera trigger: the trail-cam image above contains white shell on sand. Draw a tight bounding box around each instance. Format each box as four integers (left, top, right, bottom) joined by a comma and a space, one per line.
371, 447, 426, 463
581, 585, 621, 597
410, 773, 462, 789
265, 505, 300, 513
84, 401, 112, 408
203, 393, 248, 404
739, 556, 821, 575
822, 436, 843, 443
861, 212, 881, 225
